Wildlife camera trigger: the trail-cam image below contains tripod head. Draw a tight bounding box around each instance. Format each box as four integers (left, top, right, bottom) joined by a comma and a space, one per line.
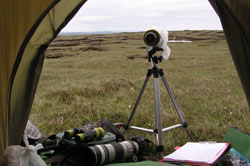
147, 46, 163, 64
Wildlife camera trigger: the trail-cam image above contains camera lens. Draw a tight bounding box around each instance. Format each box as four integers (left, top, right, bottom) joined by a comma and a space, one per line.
143, 30, 160, 46
82, 141, 139, 166
146, 33, 156, 44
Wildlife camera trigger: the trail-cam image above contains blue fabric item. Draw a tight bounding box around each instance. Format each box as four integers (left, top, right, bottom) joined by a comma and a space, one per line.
229, 148, 250, 166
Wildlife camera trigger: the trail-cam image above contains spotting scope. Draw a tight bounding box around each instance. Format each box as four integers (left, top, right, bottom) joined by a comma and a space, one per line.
143, 27, 171, 60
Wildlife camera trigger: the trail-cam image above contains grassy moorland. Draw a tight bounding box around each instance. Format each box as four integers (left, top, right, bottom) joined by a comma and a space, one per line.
30, 30, 250, 154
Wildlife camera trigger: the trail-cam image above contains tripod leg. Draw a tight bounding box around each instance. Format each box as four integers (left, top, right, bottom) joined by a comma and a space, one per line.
159, 69, 192, 140
153, 76, 164, 153
126, 69, 152, 130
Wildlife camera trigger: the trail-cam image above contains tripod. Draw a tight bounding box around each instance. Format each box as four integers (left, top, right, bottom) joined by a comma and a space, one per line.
125, 47, 192, 153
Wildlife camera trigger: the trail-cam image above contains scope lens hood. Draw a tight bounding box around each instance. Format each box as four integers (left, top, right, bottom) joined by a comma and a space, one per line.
143, 29, 160, 46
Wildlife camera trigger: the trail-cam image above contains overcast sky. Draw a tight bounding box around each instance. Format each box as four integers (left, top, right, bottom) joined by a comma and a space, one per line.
62, 0, 222, 32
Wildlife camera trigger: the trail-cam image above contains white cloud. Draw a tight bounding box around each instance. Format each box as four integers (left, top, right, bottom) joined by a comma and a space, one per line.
62, 0, 222, 32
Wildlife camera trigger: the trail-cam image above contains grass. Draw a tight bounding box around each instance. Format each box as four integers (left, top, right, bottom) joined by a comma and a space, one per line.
30, 30, 250, 155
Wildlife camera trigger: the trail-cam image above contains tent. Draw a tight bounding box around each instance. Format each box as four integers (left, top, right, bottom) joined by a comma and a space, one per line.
209, 0, 250, 106
0, 0, 87, 163
0, 0, 250, 164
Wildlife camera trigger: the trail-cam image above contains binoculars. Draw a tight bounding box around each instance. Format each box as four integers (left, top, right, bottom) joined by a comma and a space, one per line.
64, 127, 106, 142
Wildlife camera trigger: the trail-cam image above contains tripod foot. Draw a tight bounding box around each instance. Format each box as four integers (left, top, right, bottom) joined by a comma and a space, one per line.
156, 145, 164, 153
124, 125, 129, 130
183, 122, 188, 128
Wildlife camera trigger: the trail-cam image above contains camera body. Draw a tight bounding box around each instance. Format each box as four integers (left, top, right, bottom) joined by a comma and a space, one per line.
143, 27, 171, 60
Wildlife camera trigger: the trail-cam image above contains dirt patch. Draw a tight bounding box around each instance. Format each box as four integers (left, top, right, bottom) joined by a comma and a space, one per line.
46, 54, 62, 59
54, 38, 89, 43
45, 52, 73, 58
79, 47, 106, 52
127, 55, 147, 60
49, 42, 80, 47
47, 48, 72, 52
137, 46, 146, 49
109, 41, 124, 44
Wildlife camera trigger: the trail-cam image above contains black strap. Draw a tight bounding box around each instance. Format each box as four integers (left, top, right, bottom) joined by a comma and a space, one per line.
100, 119, 125, 141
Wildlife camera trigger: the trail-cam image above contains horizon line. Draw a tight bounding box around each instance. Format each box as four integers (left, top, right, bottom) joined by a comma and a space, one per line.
59, 29, 223, 35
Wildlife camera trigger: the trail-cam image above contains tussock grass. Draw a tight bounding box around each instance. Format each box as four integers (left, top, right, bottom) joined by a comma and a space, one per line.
30, 30, 250, 155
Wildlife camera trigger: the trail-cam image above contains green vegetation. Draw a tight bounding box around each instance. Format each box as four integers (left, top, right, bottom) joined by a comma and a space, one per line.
30, 30, 250, 154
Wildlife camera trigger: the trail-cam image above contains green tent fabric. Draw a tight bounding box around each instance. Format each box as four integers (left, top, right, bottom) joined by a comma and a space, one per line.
0, 0, 87, 160
209, 0, 250, 106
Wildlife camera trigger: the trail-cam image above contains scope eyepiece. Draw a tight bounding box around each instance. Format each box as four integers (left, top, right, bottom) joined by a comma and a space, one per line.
143, 30, 160, 46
